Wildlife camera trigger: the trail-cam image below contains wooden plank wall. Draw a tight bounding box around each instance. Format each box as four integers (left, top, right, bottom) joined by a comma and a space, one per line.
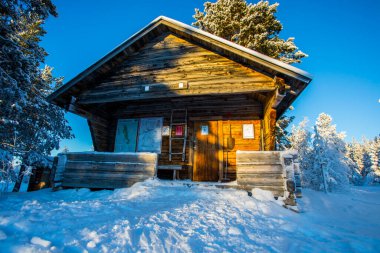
104, 94, 264, 180
77, 32, 274, 104
70, 31, 279, 181
221, 120, 261, 181
109, 95, 263, 121
77, 30, 275, 155
236, 151, 285, 197
88, 119, 111, 151
61, 152, 157, 189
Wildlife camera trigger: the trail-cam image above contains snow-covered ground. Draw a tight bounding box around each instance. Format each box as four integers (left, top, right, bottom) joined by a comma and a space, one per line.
0, 180, 379, 253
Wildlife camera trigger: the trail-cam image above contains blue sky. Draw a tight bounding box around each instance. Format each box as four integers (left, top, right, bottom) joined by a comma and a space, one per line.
43, 0, 380, 154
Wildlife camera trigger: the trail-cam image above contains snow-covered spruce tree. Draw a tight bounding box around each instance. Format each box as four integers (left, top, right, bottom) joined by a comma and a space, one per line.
275, 114, 295, 150
193, 0, 307, 63
0, 148, 16, 192
361, 138, 373, 178
310, 113, 350, 192
62, 146, 70, 153
365, 137, 380, 184
0, 0, 73, 190
288, 118, 312, 179
345, 139, 365, 185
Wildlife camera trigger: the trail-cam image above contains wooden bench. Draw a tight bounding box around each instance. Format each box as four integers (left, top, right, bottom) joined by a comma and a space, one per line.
157, 165, 183, 180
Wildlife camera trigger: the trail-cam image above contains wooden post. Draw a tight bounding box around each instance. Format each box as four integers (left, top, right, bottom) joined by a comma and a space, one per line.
263, 91, 277, 151
263, 108, 276, 150
262, 77, 289, 151
189, 125, 194, 181
217, 120, 224, 182
260, 120, 264, 151
49, 156, 59, 188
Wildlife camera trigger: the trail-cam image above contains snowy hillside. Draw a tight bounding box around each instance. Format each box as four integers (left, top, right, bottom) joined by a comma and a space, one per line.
0, 180, 379, 252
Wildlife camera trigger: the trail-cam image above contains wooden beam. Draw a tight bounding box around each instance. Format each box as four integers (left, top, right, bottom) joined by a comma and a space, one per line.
78, 82, 275, 104
68, 103, 108, 126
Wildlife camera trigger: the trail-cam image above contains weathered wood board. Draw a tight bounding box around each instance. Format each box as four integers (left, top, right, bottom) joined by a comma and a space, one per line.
61, 152, 157, 189
78, 33, 275, 104
221, 120, 262, 181
236, 151, 285, 197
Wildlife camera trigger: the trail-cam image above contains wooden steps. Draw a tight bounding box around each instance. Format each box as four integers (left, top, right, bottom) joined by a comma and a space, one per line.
236, 151, 285, 197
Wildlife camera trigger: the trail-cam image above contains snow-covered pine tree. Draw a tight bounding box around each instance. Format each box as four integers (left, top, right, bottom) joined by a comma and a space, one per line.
310, 113, 350, 192
193, 0, 307, 63
0, 0, 73, 189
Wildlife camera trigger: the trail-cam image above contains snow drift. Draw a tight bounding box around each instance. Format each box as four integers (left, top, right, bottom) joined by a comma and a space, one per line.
0, 179, 379, 252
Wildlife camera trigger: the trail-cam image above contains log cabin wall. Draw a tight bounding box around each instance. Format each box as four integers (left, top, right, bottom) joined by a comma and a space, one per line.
76, 30, 281, 180
88, 119, 112, 151
82, 31, 274, 153
77, 32, 275, 104
93, 97, 264, 180
221, 120, 261, 181
47, 17, 312, 186
80, 32, 276, 180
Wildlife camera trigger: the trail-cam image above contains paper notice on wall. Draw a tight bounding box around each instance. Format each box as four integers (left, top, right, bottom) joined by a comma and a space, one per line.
201, 125, 208, 135
243, 124, 254, 139
162, 126, 170, 136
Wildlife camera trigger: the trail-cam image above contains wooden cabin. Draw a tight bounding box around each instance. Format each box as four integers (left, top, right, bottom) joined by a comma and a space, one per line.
48, 16, 311, 197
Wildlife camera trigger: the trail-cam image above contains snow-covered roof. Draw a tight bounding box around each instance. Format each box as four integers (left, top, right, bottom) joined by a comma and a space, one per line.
158, 16, 312, 81
48, 16, 312, 105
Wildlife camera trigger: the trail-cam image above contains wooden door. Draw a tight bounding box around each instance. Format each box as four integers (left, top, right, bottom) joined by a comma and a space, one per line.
193, 121, 219, 181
